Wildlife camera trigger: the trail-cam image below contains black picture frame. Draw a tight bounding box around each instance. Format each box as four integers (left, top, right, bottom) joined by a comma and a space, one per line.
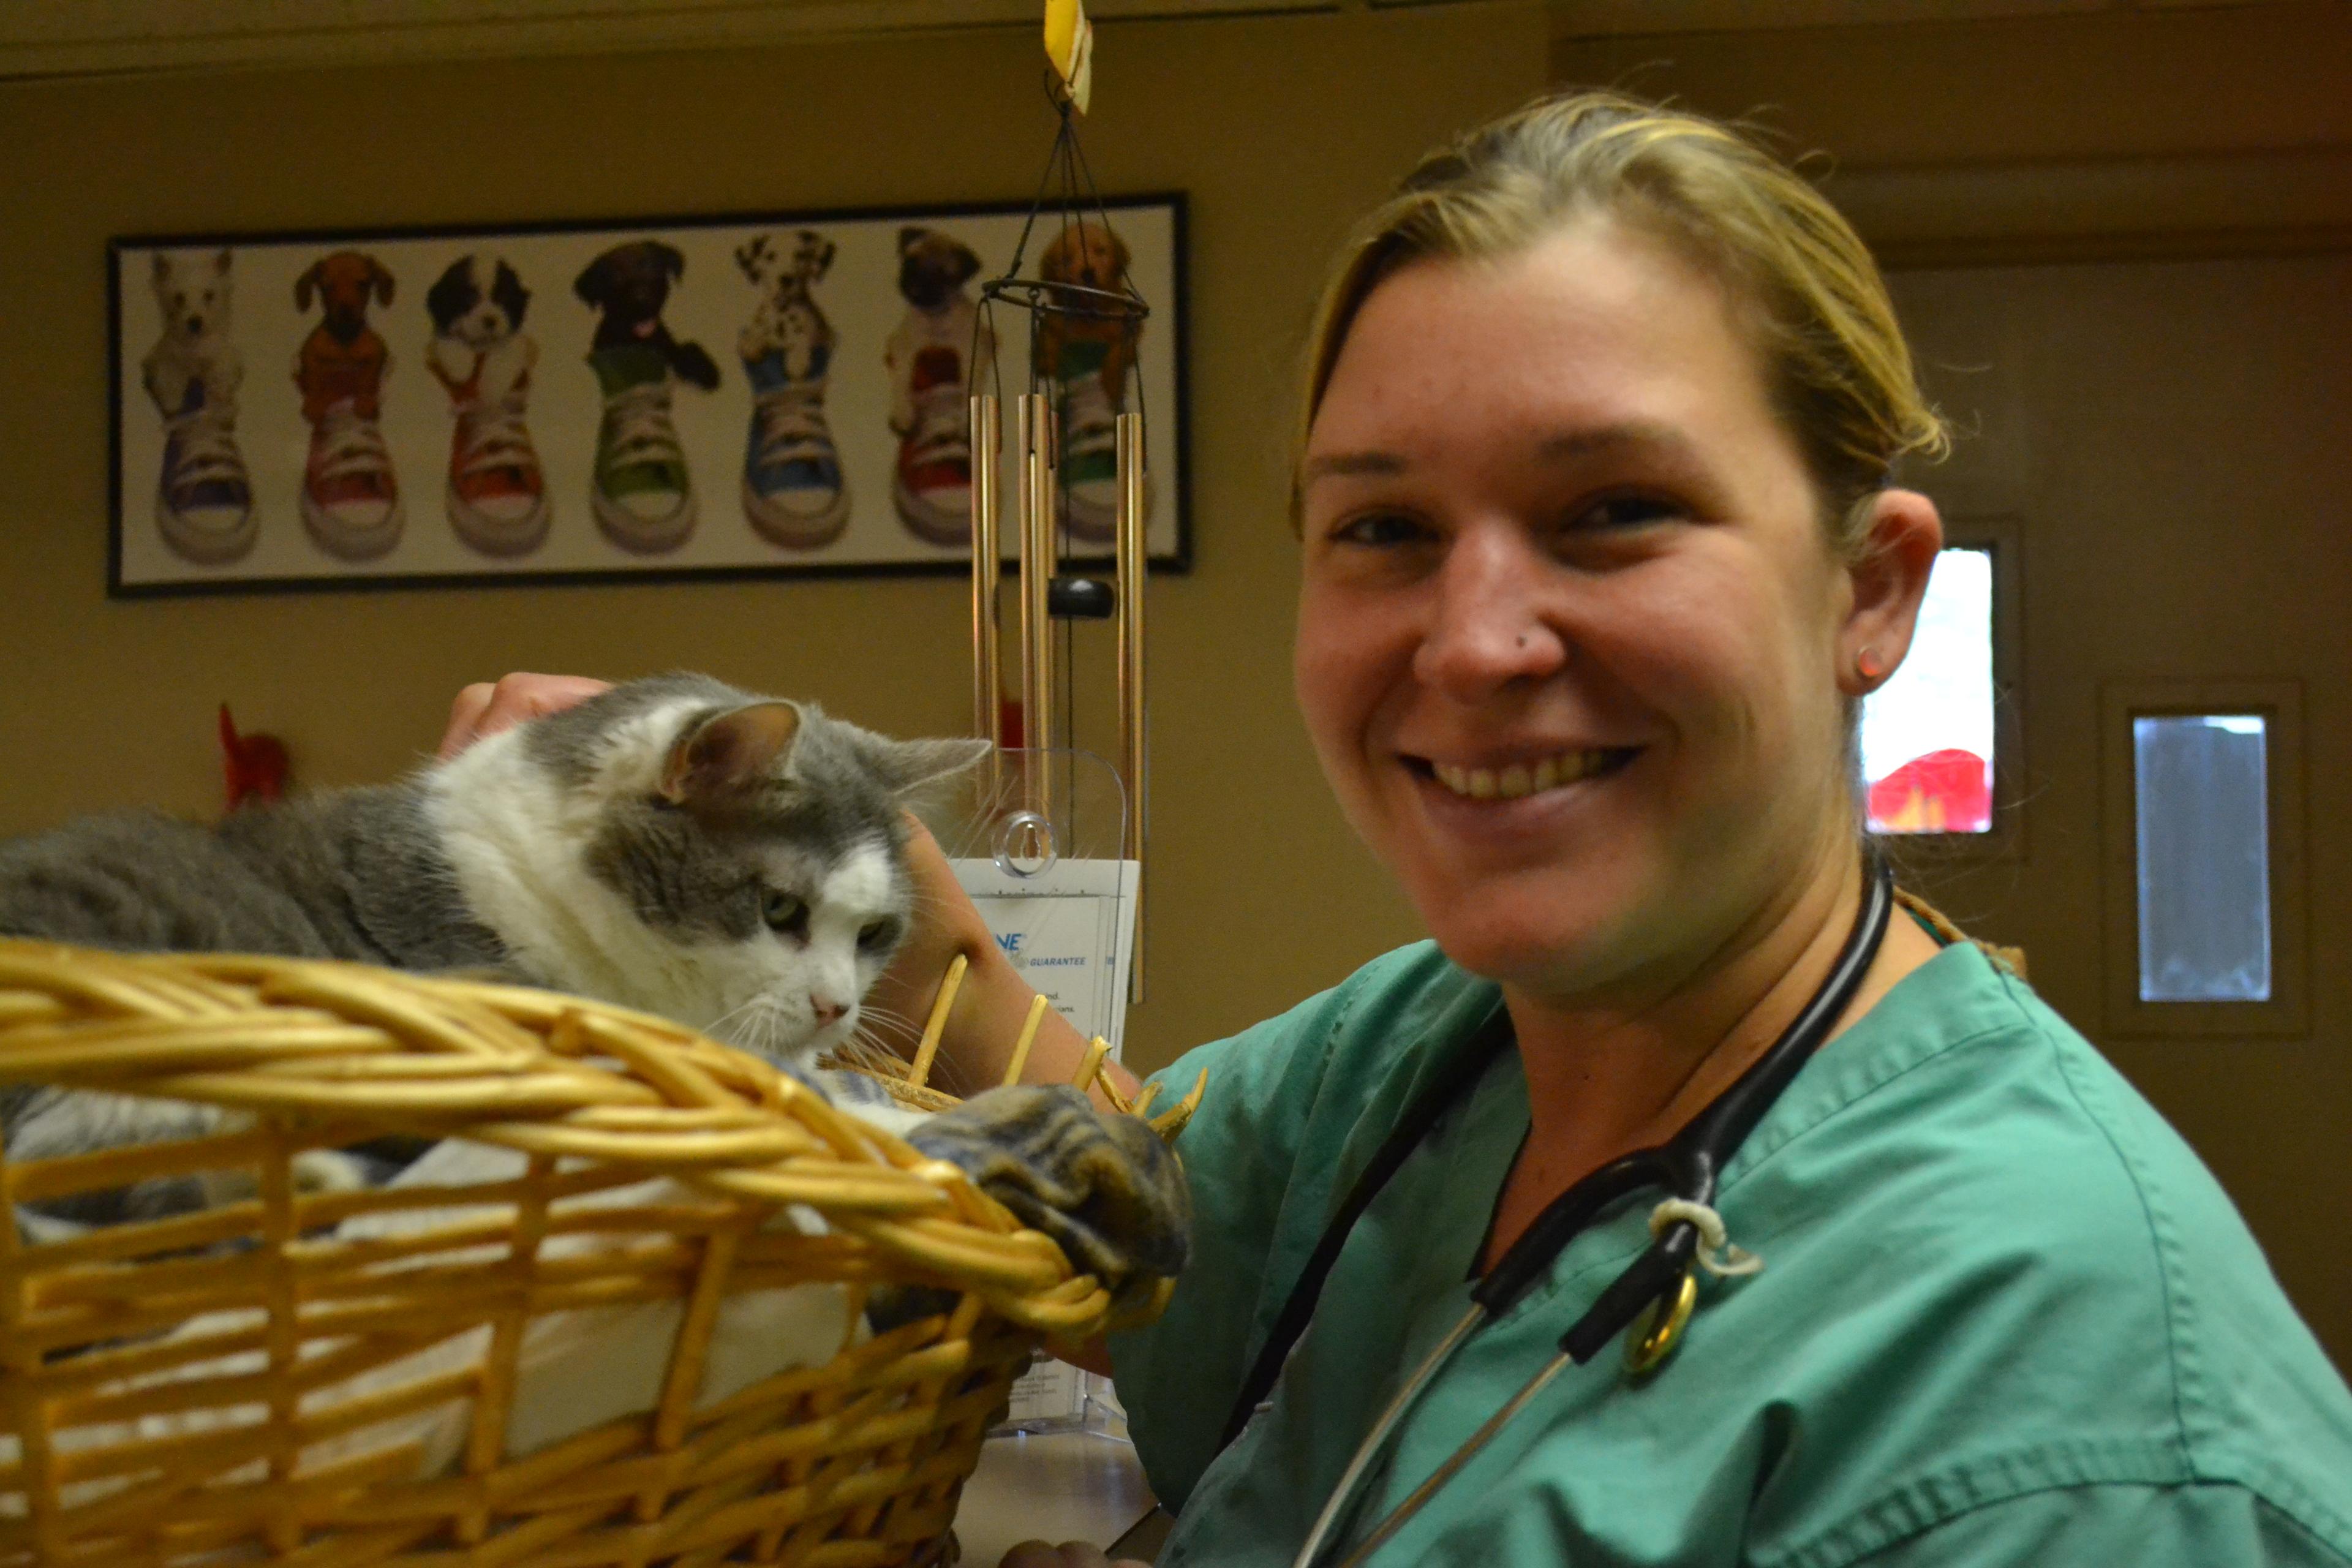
108, 192, 1189, 598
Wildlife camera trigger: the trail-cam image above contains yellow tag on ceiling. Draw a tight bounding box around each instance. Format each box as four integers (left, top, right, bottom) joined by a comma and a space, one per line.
1044, 0, 1094, 115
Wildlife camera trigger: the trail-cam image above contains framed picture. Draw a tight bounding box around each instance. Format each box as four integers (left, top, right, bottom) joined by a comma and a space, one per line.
108, 195, 1188, 596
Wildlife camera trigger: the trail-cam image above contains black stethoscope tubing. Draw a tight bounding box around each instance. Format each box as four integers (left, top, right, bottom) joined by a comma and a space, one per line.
1215, 858, 1898, 1556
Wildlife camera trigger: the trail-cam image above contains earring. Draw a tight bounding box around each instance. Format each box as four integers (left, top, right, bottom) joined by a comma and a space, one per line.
1856, 647, 1887, 680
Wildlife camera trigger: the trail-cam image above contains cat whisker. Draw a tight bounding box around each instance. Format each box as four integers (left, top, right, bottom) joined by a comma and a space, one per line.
856, 1011, 922, 1049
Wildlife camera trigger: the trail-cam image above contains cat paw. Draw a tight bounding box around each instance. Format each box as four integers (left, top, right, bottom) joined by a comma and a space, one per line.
907, 1085, 1189, 1312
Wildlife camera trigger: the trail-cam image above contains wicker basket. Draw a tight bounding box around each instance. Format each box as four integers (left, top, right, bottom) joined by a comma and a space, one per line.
0, 938, 1166, 1567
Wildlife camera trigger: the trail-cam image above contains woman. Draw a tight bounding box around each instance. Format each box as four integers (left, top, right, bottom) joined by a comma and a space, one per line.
448, 94, 2352, 1565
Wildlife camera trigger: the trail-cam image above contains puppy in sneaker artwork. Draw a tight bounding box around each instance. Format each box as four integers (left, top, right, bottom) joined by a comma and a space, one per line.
293, 252, 404, 562
884, 228, 995, 547
1034, 220, 1145, 545
734, 230, 848, 550
575, 240, 720, 555
426, 254, 548, 558
141, 251, 257, 566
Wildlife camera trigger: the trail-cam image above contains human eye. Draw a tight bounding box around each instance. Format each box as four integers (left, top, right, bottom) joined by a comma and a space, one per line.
1565, 492, 1686, 532
1326, 510, 1438, 549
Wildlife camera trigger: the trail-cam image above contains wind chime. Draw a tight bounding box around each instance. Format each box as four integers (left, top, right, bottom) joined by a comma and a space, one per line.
967, 0, 1152, 1000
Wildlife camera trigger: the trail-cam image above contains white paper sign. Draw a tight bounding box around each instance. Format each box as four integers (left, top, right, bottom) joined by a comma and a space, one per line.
951, 858, 1139, 1058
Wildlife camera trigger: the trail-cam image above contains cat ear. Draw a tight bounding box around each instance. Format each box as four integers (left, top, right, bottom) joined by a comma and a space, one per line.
863, 735, 993, 799
660, 703, 801, 809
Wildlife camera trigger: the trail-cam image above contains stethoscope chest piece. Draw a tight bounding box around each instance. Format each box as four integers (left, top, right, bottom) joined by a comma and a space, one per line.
1624, 1269, 1699, 1379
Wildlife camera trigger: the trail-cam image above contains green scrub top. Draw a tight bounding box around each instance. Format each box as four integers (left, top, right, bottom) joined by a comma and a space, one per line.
1109, 937, 2352, 1566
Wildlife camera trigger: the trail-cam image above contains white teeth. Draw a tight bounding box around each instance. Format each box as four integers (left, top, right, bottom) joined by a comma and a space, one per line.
1427, 748, 1619, 801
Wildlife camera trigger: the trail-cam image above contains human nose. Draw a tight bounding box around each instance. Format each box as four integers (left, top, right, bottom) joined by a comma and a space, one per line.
1411, 525, 1569, 701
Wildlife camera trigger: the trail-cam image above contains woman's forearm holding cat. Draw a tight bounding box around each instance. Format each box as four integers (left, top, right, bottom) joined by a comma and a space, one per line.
868, 819, 1141, 1116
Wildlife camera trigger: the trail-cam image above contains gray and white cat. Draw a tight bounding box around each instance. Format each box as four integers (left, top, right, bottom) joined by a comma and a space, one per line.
2, 673, 970, 1052
0, 674, 1185, 1300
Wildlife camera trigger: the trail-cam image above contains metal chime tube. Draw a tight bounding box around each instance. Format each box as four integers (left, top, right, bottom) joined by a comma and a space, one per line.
1016, 392, 1056, 813
1115, 412, 1147, 1003
969, 394, 1003, 801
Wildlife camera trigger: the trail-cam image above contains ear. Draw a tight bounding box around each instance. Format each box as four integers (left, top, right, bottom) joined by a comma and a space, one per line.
654, 241, 685, 281
499, 263, 530, 329
660, 702, 801, 809
1835, 488, 1943, 699
863, 735, 993, 798
370, 259, 395, 306
574, 252, 613, 306
210, 249, 232, 277
295, 262, 322, 312
425, 262, 463, 328
898, 227, 925, 257
950, 242, 981, 285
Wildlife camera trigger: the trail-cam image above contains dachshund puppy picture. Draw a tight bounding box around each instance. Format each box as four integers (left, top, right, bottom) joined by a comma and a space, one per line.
140, 249, 255, 565
734, 230, 849, 549
1034, 219, 1144, 542
574, 239, 719, 554
426, 253, 548, 557
292, 251, 403, 561
884, 227, 996, 545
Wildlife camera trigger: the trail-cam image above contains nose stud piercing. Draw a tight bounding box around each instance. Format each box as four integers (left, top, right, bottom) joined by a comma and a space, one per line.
1856, 647, 1888, 680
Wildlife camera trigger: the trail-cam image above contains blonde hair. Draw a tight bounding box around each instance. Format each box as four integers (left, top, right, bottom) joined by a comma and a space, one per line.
1296, 91, 1947, 552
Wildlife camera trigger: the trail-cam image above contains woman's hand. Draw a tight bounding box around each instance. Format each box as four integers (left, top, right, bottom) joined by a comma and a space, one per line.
437, 673, 611, 759
864, 816, 1003, 1070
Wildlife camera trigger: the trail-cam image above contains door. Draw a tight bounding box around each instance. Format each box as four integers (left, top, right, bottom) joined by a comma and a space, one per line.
1882, 252, 2352, 1368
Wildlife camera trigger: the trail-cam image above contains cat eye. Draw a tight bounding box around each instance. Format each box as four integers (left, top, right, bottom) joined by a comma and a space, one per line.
858, 919, 902, 953
762, 891, 808, 935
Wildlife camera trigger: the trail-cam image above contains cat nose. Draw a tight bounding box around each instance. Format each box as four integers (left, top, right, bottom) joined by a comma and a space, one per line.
809, 996, 848, 1030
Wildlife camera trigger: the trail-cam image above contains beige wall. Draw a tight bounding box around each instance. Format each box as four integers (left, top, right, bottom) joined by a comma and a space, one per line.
0, 4, 1547, 1071
1551, 3, 2352, 166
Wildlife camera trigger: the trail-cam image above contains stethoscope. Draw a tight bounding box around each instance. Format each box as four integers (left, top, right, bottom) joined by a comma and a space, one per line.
1215, 858, 1896, 1568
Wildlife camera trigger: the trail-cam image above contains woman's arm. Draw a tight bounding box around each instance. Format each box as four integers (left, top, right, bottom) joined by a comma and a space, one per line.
865, 818, 1142, 1114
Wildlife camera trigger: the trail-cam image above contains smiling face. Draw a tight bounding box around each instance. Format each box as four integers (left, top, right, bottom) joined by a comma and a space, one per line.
1293, 217, 1862, 1003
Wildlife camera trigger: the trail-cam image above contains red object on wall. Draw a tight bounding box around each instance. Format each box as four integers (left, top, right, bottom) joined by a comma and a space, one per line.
1868, 747, 1991, 833
219, 705, 291, 810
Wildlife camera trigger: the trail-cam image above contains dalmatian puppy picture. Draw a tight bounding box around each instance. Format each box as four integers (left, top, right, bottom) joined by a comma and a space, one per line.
425, 253, 548, 557
140, 249, 255, 565
734, 230, 850, 549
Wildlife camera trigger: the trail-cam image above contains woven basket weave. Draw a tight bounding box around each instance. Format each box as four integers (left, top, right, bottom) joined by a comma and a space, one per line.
0, 937, 1157, 1567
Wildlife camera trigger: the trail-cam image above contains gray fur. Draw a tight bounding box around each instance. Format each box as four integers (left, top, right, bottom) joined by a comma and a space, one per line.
0, 786, 500, 968
0, 674, 986, 1237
